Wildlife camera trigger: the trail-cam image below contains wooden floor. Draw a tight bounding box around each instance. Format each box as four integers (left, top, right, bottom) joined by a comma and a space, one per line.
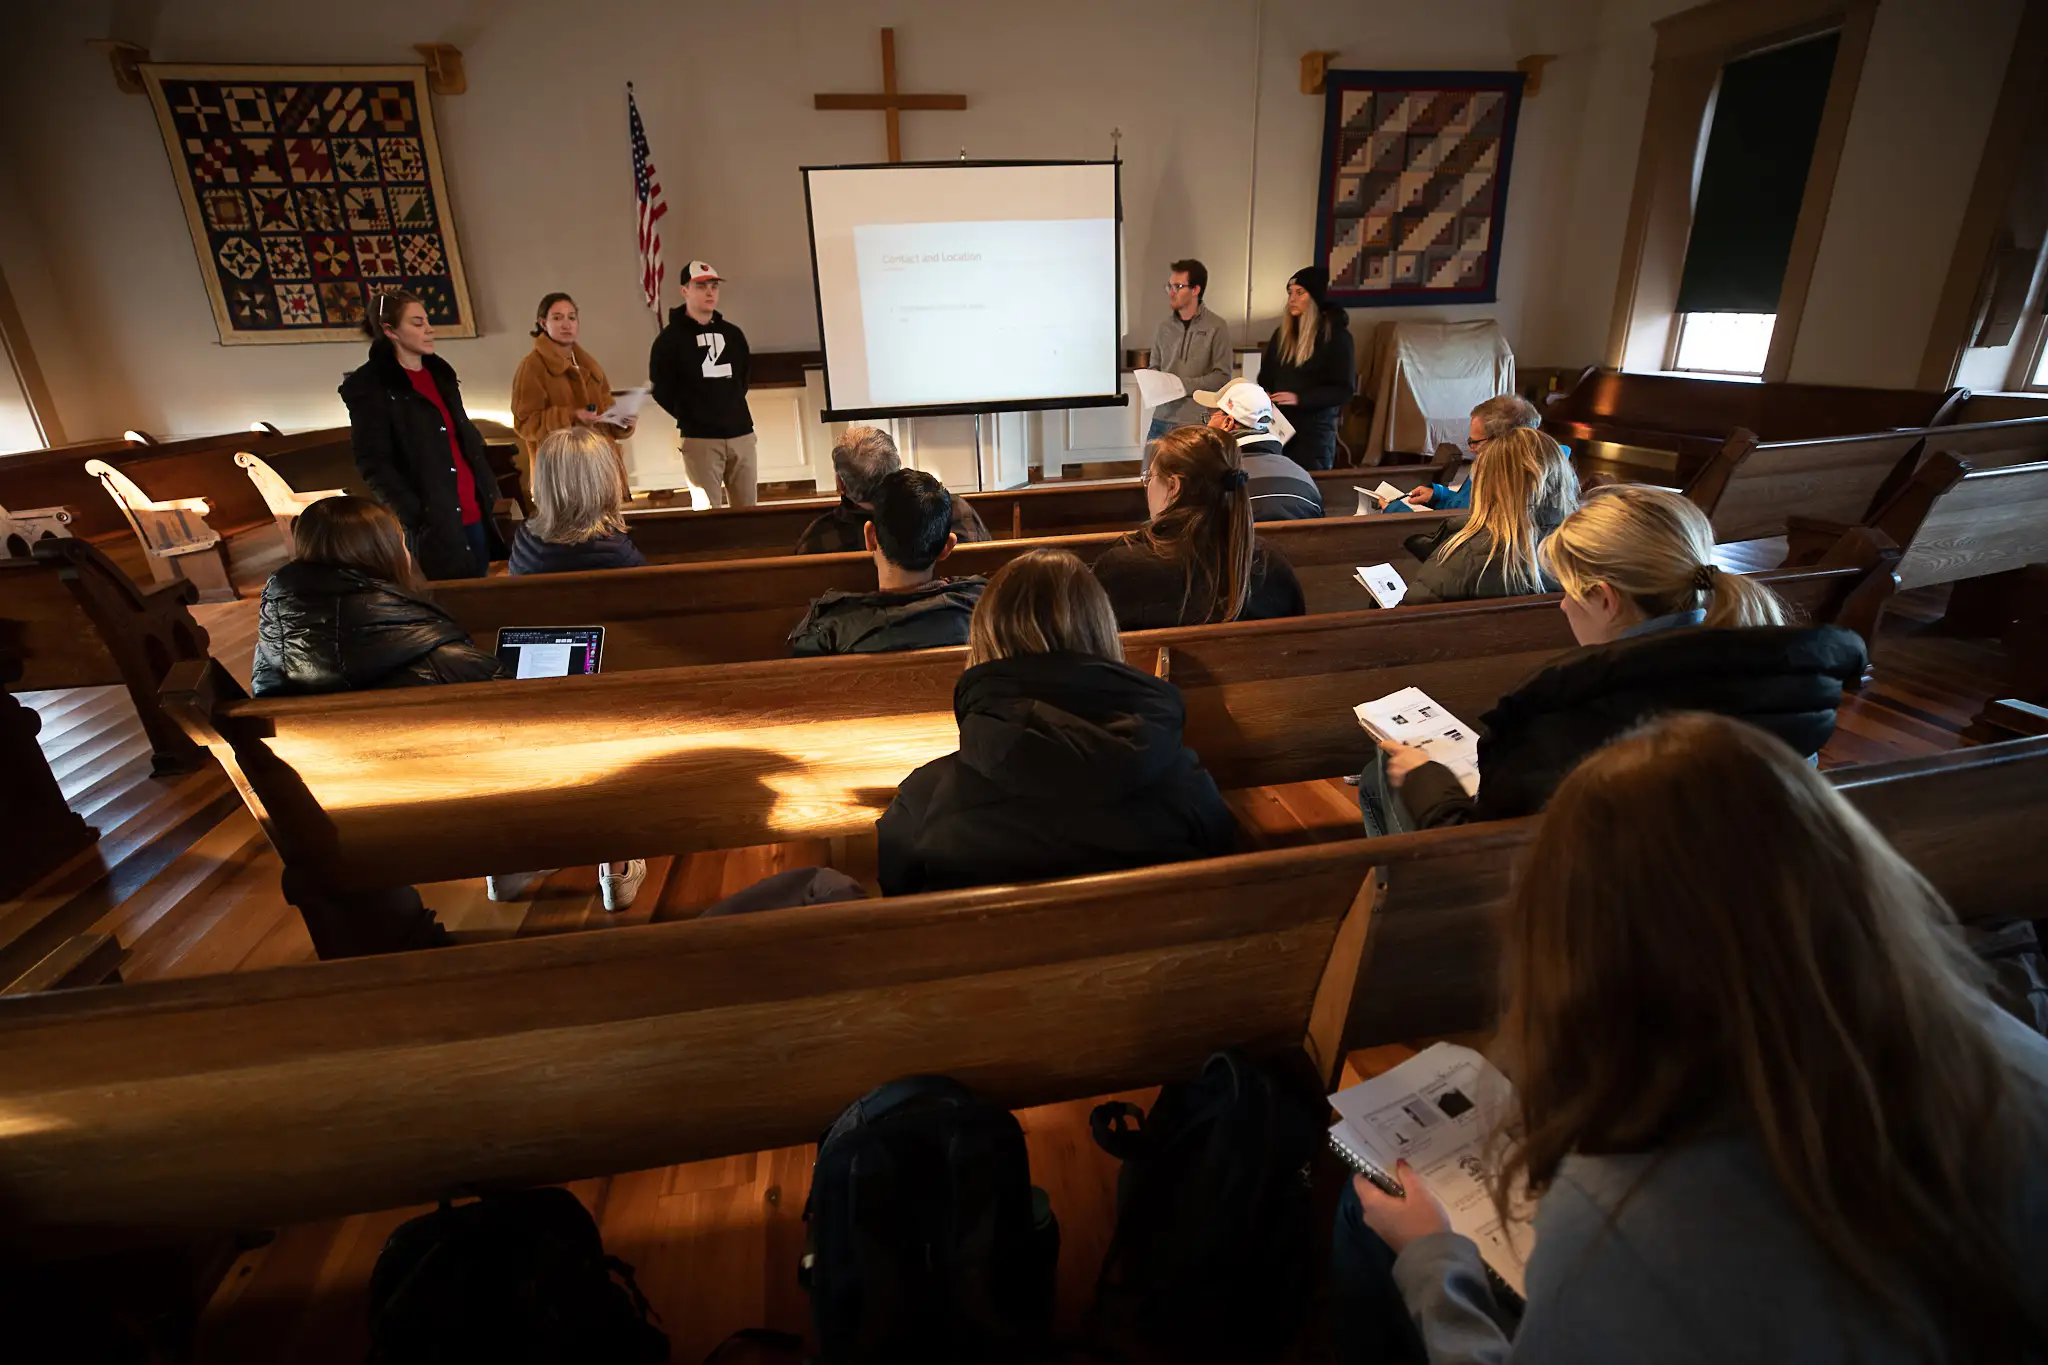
7, 543, 2017, 1360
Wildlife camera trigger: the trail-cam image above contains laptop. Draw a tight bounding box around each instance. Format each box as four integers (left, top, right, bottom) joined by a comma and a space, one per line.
495, 626, 606, 679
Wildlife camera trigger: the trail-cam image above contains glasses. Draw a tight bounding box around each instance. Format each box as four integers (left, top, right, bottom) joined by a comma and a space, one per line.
1469, 435, 1493, 453
1165, 283, 1191, 292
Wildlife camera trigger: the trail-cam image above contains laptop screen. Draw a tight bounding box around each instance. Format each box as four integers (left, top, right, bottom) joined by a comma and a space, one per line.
495, 626, 606, 678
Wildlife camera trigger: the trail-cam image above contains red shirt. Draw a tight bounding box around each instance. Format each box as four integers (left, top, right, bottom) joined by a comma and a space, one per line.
405, 363, 481, 524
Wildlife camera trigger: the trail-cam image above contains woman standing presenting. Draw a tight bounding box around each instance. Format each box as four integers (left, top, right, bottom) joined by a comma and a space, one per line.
340, 289, 503, 580
510, 292, 634, 465
1258, 266, 1356, 471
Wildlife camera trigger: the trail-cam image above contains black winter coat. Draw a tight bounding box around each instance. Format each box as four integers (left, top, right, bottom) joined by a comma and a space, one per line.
1398, 624, 1869, 827
1091, 537, 1307, 631
251, 561, 507, 696
339, 342, 504, 581
876, 653, 1239, 895
788, 576, 986, 656
1259, 308, 1356, 428
507, 526, 648, 575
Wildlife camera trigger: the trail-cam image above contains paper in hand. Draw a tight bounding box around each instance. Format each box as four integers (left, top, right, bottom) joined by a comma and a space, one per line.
1131, 368, 1188, 414
596, 386, 651, 426
1354, 686, 1481, 796
1352, 481, 1408, 512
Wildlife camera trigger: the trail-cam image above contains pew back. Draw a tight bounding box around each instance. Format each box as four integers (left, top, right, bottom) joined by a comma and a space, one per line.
170, 558, 1885, 891
434, 512, 1464, 670
1695, 431, 1924, 542
1894, 460, 2048, 591
1544, 370, 1963, 461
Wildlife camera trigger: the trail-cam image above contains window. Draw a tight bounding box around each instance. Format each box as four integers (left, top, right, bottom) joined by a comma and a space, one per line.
1673, 312, 1777, 376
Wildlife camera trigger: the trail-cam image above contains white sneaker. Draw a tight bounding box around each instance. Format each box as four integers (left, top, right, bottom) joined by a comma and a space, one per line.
600, 859, 648, 913
486, 869, 556, 902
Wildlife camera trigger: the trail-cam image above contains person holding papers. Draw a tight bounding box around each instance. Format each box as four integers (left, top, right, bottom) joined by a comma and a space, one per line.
1092, 426, 1306, 629
1399, 428, 1577, 605
1146, 259, 1233, 443
510, 292, 634, 481
1193, 379, 1324, 522
1385, 394, 1548, 514
1368, 486, 1866, 832
1339, 712, 2048, 1364
507, 427, 648, 575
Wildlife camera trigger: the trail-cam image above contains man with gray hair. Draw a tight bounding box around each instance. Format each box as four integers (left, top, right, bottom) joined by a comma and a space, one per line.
1394, 392, 1548, 512
793, 424, 991, 554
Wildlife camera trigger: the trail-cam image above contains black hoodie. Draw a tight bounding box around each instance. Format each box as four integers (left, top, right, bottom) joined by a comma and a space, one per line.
649, 309, 754, 439
876, 652, 1239, 894
1398, 623, 1870, 827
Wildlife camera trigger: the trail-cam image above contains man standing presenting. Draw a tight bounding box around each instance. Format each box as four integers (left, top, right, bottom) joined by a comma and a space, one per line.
650, 260, 757, 508
1148, 259, 1233, 443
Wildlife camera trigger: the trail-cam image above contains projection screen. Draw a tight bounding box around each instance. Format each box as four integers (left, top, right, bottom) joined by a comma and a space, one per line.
802, 161, 1124, 421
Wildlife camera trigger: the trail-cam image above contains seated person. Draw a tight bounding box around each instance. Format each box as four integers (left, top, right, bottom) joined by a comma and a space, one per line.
1398, 427, 1578, 605
794, 424, 990, 554
1385, 393, 1553, 514
876, 547, 1238, 894
507, 426, 646, 574
1366, 485, 1868, 832
788, 468, 987, 656
1091, 425, 1307, 629
1192, 378, 1324, 521
254, 495, 505, 696
1340, 712, 2048, 1365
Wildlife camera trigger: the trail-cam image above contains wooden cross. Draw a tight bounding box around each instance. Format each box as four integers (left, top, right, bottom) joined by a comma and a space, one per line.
813, 28, 967, 163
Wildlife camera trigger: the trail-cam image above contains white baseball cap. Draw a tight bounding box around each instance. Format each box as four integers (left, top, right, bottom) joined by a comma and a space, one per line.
684, 260, 724, 284
1194, 378, 1276, 431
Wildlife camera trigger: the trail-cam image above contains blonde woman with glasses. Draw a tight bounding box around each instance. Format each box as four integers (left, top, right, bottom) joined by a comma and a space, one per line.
507, 426, 647, 576
1364, 485, 1867, 833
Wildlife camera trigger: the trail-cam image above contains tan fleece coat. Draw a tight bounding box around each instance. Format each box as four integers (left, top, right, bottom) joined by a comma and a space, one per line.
510, 335, 620, 451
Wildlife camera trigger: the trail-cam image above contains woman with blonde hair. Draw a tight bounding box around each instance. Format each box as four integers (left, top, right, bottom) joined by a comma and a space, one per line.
877, 548, 1237, 894
1399, 427, 1577, 604
1368, 484, 1866, 830
1091, 425, 1306, 630
1343, 712, 2048, 1363
1257, 266, 1355, 470
507, 426, 647, 575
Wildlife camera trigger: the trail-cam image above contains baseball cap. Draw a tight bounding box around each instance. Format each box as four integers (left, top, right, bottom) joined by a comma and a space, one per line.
1194, 378, 1275, 432
683, 260, 723, 284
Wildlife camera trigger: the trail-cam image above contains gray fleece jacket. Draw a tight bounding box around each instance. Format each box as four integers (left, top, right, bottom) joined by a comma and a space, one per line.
1389, 1011, 2048, 1363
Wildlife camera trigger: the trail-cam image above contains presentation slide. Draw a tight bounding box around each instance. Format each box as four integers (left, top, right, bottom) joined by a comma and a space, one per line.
806, 163, 1122, 416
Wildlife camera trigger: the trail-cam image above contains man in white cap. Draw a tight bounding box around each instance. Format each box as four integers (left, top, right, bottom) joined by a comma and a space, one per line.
1192, 378, 1325, 522
650, 259, 757, 507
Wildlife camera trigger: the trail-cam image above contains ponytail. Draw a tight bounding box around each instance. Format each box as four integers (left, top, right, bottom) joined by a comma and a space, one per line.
1542, 485, 1791, 627
1141, 425, 1256, 623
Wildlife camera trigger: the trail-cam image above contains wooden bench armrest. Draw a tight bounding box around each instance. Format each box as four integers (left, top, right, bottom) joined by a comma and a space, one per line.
158, 658, 246, 751
1, 933, 125, 996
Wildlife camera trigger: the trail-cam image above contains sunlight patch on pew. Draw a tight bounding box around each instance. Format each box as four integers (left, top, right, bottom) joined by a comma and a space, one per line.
0, 1105, 72, 1138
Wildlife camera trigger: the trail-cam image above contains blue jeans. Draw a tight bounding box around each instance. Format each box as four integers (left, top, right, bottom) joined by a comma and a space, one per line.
462, 519, 491, 576
1357, 748, 1420, 838
1147, 413, 1185, 444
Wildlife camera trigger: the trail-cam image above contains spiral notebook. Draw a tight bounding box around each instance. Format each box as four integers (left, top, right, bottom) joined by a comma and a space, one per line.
1328, 1043, 1533, 1295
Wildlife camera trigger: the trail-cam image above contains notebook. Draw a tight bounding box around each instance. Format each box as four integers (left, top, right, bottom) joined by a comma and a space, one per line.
1328, 1042, 1533, 1295
1353, 686, 1479, 796
495, 626, 606, 679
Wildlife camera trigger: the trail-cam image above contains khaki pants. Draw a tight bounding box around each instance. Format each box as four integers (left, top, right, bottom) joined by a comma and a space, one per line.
680, 432, 760, 508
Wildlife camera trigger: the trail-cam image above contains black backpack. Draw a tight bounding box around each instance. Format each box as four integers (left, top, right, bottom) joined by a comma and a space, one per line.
365, 1187, 669, 1364
802, 1075, 1059, 1363
1089, 1050, 1322, 1359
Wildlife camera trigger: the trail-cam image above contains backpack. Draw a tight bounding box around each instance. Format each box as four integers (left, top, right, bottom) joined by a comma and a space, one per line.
802, 1075, 1059, 1363
1089, 1050, 1322, 1360
365, 1187, 668, 1365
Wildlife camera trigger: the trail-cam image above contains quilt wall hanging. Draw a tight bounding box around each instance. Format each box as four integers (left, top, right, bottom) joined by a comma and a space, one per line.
1313, 70, 1525, 308
142, 65, 477, 345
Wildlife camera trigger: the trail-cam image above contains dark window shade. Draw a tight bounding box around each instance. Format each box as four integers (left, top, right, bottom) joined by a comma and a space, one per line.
1675, 32, 1841, 315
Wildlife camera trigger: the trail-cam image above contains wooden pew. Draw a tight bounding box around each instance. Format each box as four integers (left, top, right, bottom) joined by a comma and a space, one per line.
0, 732, 2030, 1244
0, 934, 125, 996
619, 454, 1464, 565
0, 431, 278, 543
1, 536, 211, 774
165, 548, 1894, 894
436, 512, 1468, 669
1318, 735, 2048, 1065
83, 460, 238, 602
0, 650, 97, 901
0, 502, 74, 558
1543, 369, 1966, 472
233, 453, 344, 544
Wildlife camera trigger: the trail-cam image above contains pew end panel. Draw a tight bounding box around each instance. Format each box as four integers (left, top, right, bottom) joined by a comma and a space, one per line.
1893, 459, 2048, 593
0, 842, 1378, 1241
232, 451, 344, 546
81, 459, 236, 604
0, 503, 75, 558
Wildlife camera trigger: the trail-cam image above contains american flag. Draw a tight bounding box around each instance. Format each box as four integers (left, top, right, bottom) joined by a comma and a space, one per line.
627, 85, 668, 320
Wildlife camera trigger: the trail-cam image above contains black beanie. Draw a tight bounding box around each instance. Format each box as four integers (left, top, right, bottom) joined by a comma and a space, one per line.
1289, 266, 1331, 306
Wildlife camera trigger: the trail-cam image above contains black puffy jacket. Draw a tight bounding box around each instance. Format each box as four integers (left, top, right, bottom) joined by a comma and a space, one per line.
1398, 623, 1869, 827
788, 576, 986, 657
339, 341, 504, 581
876, 652, 1239, 895
251, 562, 507, 696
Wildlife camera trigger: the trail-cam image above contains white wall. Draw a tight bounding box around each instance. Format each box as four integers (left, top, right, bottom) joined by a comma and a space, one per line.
0, 0, 2029, 443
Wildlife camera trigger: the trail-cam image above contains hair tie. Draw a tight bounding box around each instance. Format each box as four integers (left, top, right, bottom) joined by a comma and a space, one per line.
1692, 564, 1716, 592
1220, 468, 1249, 493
